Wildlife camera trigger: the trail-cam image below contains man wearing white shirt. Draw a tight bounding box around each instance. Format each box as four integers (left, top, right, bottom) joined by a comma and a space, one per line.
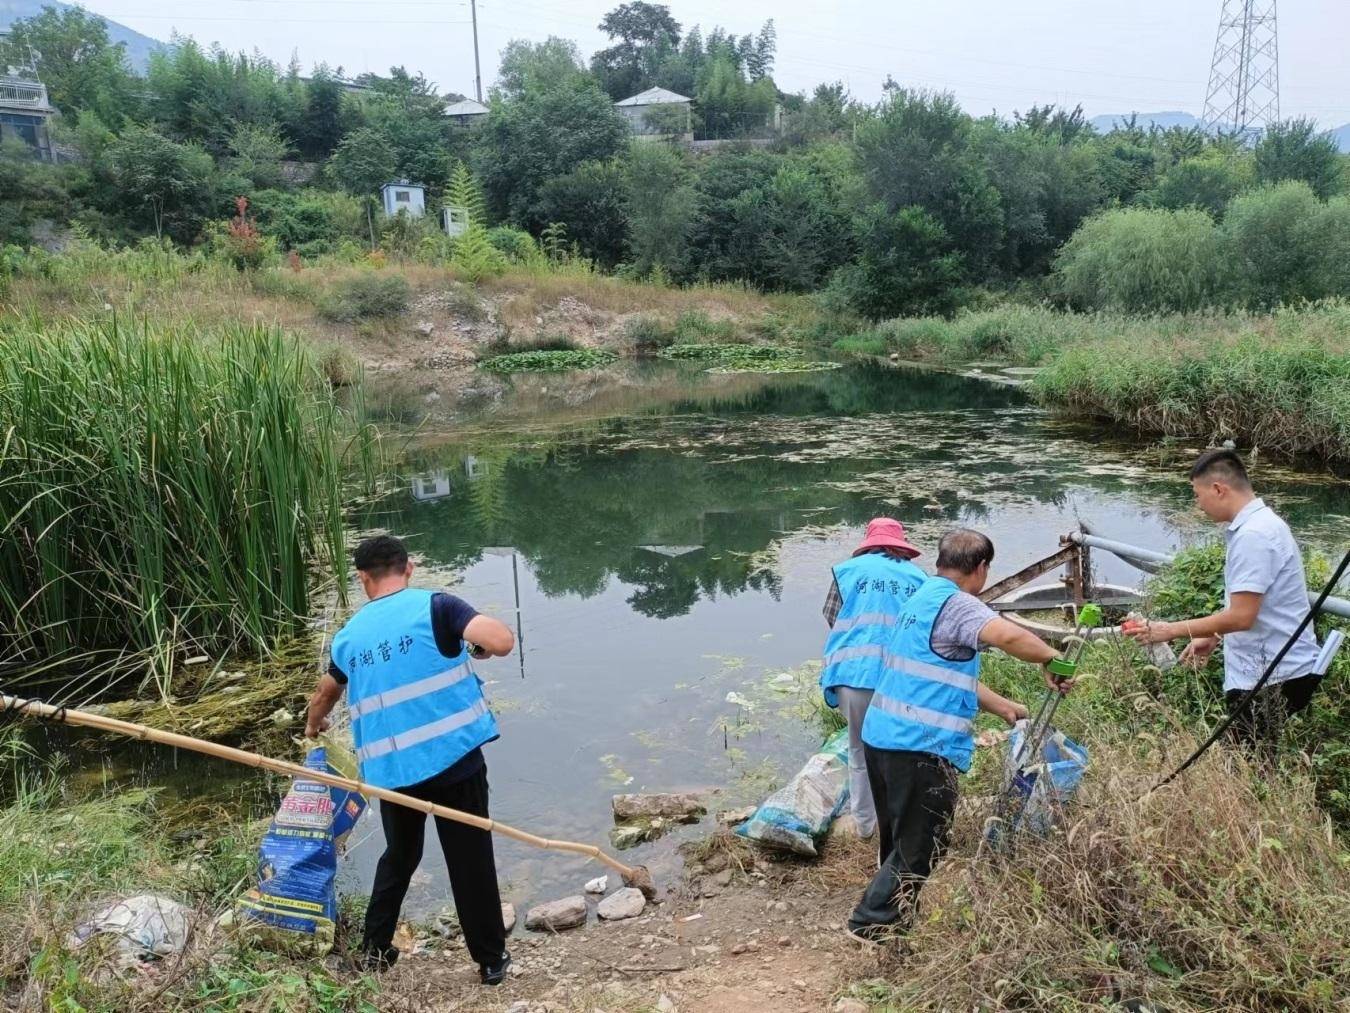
1130, 449, 1321, 749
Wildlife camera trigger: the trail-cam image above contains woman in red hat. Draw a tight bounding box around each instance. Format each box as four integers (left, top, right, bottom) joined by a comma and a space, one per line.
819, 518, 926, 839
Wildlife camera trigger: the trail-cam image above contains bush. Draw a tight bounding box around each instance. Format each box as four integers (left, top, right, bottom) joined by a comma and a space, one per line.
317, 273, 410, 322
486, 226, 541, 263
623, 315, 675, 354
1053, 206, 1224, 313
1219, 181, 1334, 309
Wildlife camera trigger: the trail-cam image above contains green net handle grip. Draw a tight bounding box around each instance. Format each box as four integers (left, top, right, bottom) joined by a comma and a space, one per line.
1077, 603, 1103, 629
1046, 657, 1078, 679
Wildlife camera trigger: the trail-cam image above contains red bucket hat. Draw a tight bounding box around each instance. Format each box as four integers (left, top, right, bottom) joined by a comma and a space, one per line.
853, 517, 921, 559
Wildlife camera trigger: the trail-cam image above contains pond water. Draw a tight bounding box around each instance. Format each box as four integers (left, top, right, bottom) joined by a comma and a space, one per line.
32, 360, 1350, 925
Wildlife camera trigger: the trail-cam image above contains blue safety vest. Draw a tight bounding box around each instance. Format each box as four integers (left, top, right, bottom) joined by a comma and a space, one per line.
331, 587, 499, 789
861, 576, 981, 771
819, 552, 926, 707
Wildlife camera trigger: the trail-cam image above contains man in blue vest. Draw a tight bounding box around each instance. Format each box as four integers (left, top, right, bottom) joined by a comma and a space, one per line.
305, 535, 516, 983
820, 517, 926, 839
847, 528, 1069, 943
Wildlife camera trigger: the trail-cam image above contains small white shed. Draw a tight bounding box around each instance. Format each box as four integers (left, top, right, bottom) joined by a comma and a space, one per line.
381, 180, 426, 218
615, 87, 693, 140
444, 98, 490, 128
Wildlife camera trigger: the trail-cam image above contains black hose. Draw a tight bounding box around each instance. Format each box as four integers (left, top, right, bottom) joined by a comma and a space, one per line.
1146, 547, 1350, 795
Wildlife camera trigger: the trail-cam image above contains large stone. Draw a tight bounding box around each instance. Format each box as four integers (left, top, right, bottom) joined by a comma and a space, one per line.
524, 896, 587, 932
501, 902, 516, 934
596, 887, 646, 922
611, 792, 707, 821
833, 1000, 869, 1013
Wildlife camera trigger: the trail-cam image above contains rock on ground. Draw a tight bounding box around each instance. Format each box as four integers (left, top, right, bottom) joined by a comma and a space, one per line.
833, 1000, 869, 1013
524, 896, 587, 932
584, 875, 608, 894
501, 902, 516, 934
611, 792, 707, 821
596, 887, 646, 921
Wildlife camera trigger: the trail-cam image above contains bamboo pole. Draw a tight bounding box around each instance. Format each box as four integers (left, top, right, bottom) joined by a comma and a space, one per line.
1, 694, 655, 895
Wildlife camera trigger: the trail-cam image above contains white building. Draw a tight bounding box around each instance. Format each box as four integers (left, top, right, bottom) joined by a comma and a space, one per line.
445, 98, 490, 128
381, 180, 426, 218
615, 87, 693, 141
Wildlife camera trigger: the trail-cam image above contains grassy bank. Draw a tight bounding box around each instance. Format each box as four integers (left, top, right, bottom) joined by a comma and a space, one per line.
833, 301, 1350, 465
0, 316, 371, 693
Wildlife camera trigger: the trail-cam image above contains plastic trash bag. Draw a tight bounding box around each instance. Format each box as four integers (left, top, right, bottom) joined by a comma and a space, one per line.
234, 739, 366, 955
67, 894, 193, 967
1000, 721, 1089, 837
736, 727, 849, 857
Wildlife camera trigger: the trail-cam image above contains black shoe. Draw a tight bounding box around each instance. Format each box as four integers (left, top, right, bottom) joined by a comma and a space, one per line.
480, 951, 512, 986
358, 944, 400, 972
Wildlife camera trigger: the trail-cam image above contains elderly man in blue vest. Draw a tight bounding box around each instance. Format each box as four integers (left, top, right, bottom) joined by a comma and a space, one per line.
305, 535, 516, 984
820, 517, 927, 839
847, 528, 1069, 943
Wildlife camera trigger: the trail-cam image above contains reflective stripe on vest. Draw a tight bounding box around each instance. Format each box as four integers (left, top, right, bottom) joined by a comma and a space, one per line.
860, 575, 981, 771
819, 552, 926, 705
357, 697, 492, 763
331, 587, 499, 789
349, 660, 474, 721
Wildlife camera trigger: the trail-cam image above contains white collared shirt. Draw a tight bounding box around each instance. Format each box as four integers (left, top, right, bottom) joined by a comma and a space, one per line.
1221, 497, 1321, 691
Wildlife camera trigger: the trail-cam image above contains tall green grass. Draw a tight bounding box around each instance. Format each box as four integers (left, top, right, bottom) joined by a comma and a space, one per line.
0, 317, 366, 692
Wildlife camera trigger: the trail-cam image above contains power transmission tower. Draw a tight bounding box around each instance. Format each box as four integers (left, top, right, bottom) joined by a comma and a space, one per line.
1202, 0, 1280, 137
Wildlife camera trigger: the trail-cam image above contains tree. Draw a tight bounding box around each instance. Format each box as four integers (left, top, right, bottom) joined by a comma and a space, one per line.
100, 126, 225, 242
744, 19, 776, 81
590, 2, 682, 100
833, 205, 966, 319
694, 55, 776, 139
328, 127, 398, 197
625, 141, 694, 276
496, 37, 589, 99
475, 40, 629, 230
536, 160, 630, 267
295, 67, 349, 159
1148, 148, 1253, 219
1254, 119, 1344, 199
1052, 206, 1224, 313
0, 8, 135, 127
1220, 181, 1330, 308
228, 123, 288, 189
853, 89, 1003, 277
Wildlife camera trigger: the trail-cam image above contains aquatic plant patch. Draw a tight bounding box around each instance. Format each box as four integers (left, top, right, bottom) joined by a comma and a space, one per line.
479, 348, 618, 373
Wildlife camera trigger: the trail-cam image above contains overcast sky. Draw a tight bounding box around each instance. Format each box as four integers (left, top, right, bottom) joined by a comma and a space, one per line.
77, 0, 1350, 125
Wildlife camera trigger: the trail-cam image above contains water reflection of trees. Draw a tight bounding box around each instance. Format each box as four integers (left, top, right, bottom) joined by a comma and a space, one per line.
363, 363, 1347, 618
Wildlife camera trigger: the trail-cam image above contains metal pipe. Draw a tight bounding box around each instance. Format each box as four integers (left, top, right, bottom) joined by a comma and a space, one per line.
1066, 531, 1350, 620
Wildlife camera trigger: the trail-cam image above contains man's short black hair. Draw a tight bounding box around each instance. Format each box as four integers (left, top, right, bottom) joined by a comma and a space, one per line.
1189, 448, 1251, 490
936, 528, 995, 575
354, 534, 409, 577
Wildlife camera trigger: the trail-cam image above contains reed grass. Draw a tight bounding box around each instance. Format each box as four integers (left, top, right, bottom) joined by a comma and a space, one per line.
0, 317, 368, 694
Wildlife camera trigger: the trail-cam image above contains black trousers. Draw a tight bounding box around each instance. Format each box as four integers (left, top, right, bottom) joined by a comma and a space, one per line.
362, 762, 506, 967
849, 745, 959, 931
1224, 672, 1321, 752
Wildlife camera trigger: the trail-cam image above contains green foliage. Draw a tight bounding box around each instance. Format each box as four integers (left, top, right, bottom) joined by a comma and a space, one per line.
1254, 118, 1346, 199
248, 188, 367, 255
317, 272, 410, 321
486, 226, 542, 264
1148, 147, 1253, 219
625, 141, 695, 277
479, 348, 617, 372
831, 204, 966, 320
476, 38, 630, 231
451, 225, 509, 281
445, 160, 489, 229
1220, 181, 1338, 309
0, 7, 136, 127
0, 319, 363, 684
1053, 206, 1224, 313
328, 127, 398, 197
536, 159, 631, 268
227, 123, 289, 189
100, 125, 230, 244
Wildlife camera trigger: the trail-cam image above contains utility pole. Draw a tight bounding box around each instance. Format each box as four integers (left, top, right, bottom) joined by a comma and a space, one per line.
1202, 0, 1280, 138
470, 0, 483, 103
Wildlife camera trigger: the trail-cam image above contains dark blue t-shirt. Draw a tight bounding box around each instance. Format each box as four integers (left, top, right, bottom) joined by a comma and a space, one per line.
329, 591, 485, 784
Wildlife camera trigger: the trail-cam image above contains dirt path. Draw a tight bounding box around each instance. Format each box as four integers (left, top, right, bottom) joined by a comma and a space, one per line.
375, 831, 881, 1012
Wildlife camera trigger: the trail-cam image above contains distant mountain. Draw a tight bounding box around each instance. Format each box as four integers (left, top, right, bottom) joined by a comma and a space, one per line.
1332, 124, 1350, 153
0, 0, 167, 73
1089, 111, 1202, 133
